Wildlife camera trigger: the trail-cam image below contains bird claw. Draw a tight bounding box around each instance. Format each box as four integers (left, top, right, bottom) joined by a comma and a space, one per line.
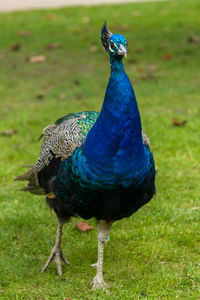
91, 262, 97, 268
91, 275, 108, 290
41, 245, 71, 276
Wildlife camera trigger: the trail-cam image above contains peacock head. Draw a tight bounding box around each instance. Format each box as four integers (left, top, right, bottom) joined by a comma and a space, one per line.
101, 22, 127, 58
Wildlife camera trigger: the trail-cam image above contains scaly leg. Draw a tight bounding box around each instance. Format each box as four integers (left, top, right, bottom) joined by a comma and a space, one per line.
41, 219, 71, 276
91, 220, 112, 289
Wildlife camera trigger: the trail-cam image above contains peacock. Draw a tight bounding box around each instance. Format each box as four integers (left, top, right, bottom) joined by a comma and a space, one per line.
16, 23, 156, 289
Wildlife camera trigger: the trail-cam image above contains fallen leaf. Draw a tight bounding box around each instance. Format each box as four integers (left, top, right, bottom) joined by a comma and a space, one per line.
81, 36, 89, 42
10, 43, 21, 51
45, 42, 61, 50
162, 53, 173, 60
0, 129, 18, 136
111, 25, 130, 32
90, 45, 98, 53
132, 11, 142, 17
76, 94, 83, 100
173, 118, 187, 126
72, 27, 83, 34
36, 94, 44, 99
60, 93, 67, 99
65, 298, 71, 300
28, 55, 46, 63
76, 222, 94, 232
147, 65, 157, 72
188, 35, 199, 44
82, 16, 90, 23
140, 73, 153, 80
128, 58, 138, 64
18, 30, 32, 37
45, 13, 56, 20
136, 48, 144, 53
74, 79, 81, 86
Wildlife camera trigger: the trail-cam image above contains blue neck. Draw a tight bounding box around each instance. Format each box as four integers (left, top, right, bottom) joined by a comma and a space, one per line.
81, 55, 146, 183
110, 55, 125, 74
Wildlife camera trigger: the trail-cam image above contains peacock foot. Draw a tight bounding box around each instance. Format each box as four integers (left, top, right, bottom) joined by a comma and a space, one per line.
91, 275, 108, 290
41, 245, 71, 276
91, 262, 97, 268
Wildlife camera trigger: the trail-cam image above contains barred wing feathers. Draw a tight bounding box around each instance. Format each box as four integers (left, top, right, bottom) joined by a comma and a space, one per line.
15, 111, 99, 194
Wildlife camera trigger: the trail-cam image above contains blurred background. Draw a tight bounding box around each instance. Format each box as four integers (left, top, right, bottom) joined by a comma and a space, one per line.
0, 0, 199, 299
0, 0, 157, 11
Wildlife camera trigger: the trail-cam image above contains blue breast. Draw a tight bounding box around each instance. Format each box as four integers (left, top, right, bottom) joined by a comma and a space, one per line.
72, 57, 149, 186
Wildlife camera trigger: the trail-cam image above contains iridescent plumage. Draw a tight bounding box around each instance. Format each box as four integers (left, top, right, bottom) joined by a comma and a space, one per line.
16, 23, 156, 289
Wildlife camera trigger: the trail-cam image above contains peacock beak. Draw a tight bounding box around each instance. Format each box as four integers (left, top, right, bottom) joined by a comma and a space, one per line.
118, 44, 127, 57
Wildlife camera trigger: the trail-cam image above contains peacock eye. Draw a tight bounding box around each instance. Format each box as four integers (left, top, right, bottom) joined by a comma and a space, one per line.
110, 43, 114, 49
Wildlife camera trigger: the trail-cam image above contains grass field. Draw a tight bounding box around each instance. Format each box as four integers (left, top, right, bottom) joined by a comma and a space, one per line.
0, 0, 200, 299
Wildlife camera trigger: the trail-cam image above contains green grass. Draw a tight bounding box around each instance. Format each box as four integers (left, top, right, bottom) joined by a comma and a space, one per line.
0, 0, 200, 298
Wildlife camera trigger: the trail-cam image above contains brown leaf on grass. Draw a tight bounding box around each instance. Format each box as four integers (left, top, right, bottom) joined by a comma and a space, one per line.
76, 222, 94, 232
147, 65, 158, 72
74, 79, 81, 86
65, 298, 71, 300
140, 73, 153, 80
36, 94, 44, 99
136, 48, 144, 53
90, 45, 98, 53
18, 30, 32, 37
10, 43, 21, 51
173, 118, 187, 126
132, 11, 142, 17
76, 94, 83, 100
0, 129, 18, 136
82, 16, 90, 23
28, 55, 46, 63
128, 58, 138, 64
72, 27, 83, 34
111, 25, 131, 32
162, 53, 173, 60
60, 93, 67, 99
188, 35, 199, 44
81, 36, 89, 42
45, 42, 61, 50
45, 13, 56, 20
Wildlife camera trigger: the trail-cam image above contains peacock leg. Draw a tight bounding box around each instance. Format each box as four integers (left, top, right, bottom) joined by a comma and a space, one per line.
41, 219, 71, 276
91, 220, 112, 289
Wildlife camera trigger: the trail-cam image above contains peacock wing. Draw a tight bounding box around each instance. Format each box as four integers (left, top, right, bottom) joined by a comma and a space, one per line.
34, 111, 99, 181
142, 131, 151, 149
15, 111, 99, 195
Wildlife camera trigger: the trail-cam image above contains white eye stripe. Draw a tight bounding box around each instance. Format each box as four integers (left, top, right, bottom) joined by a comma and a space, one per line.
109, 43, 115, 52
114, 43, 118, 50
109, 42, 119, 52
